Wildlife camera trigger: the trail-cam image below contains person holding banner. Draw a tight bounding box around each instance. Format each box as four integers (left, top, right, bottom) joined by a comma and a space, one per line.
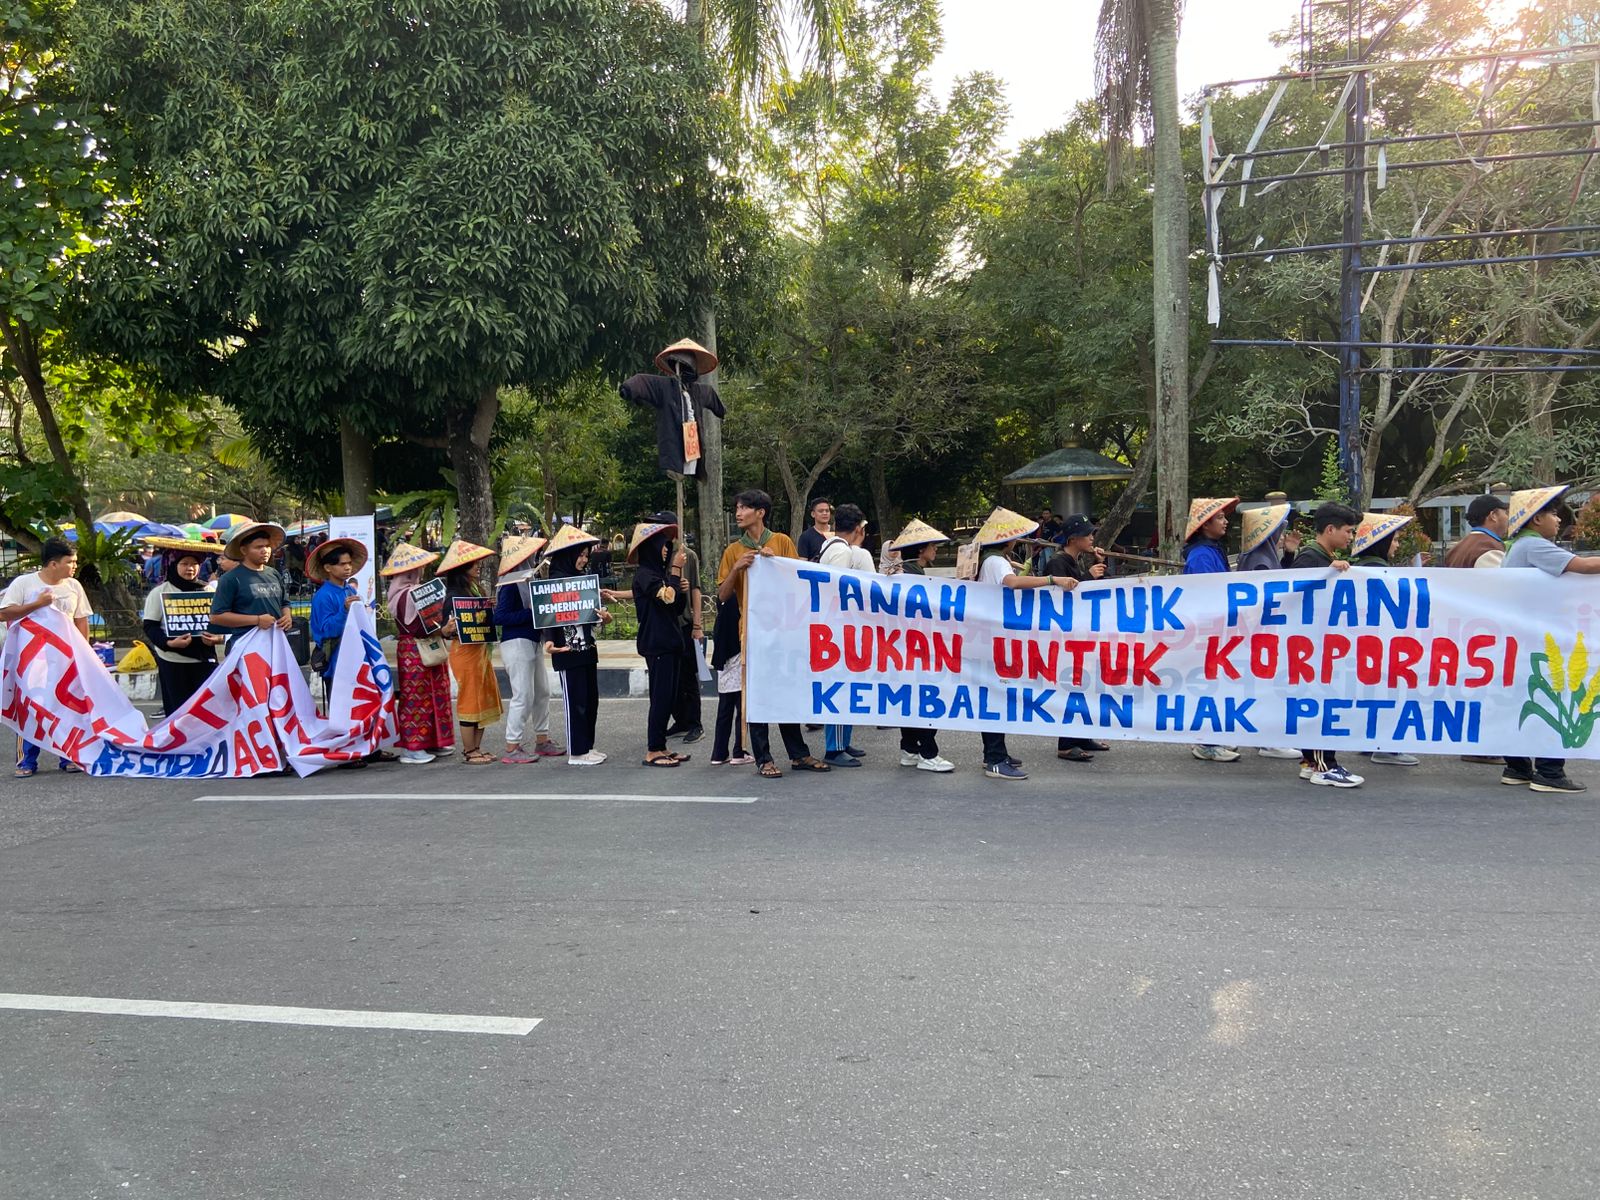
817, 504, 875, 768
631, 518, 690, 768
717, 488, 830, 778
1184, 498, 1241, 765
1043, 515, 1110, 764
384, 542, 454, 765
139, 537, 223, 718
886, 519, 956, 773
209, 523, 291, 649
3, 538, 92, 777
1237, 500, 1301, 572
494, 533, 561, 765
438, 540, 502, 765
1444, 494, 1511, 569
541, 524, 611, 766
1290, 502, 1364, 788
308, 537, 368, 687
973, 507, 1081, 782
1499, 486, 1600, 794
1348, 512, 1423, 768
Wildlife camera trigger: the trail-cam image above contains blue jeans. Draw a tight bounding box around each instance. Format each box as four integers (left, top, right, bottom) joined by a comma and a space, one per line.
825, 724, 853, 755
16, 740, 69, 772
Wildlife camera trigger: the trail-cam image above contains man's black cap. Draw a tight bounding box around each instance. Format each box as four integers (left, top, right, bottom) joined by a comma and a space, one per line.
1061, 514, 1097, 540
1465, 494, 1509, 526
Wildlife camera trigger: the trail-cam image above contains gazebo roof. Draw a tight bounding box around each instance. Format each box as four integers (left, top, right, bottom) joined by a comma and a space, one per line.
1004, 446, 1132, 485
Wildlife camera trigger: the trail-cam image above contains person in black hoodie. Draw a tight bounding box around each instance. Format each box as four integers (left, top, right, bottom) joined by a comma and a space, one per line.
630, 519, 689, 767
540, 525, 612, 766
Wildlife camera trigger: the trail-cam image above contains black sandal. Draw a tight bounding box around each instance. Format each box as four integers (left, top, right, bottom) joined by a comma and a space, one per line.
643, 755, 681, 768
790, 756, 831, 772
1057, 747, 1094, 763
757, 760, 783, 778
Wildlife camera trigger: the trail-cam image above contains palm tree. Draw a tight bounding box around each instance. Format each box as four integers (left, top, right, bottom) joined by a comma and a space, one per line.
1095, 0, 1189, 560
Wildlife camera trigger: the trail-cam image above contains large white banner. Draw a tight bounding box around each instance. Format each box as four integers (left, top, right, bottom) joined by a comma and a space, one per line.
327, 514, 378, 606
745, 557, 1600, 758
2, 601, 396, 778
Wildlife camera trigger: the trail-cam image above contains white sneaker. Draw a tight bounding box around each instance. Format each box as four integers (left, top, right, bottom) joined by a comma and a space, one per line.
397, 749, 435, 764
1257, 747, 1301, 759
899, 751, 922, 767
1191, 745, 1240, 763
1370, 751, 1419, 766
568, 751, 606, 766
1298, 764, 1314, 780
917, 755, 955, 773
1309, 765, 1364, 788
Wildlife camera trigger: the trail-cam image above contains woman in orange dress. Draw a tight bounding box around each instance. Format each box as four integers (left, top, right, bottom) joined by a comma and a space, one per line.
438, 540, 503, 765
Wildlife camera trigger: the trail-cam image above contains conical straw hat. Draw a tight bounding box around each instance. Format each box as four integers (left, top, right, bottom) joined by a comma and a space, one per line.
306, 537, 370, 583
626, 521, 679, 563
1351, 511, 1413, 556
973, 507, 1038, 547
888, 518, 948, 551
1239, 504, 1291, 554
1185, 497, 1239, 541
544, 523, 600, 557
223, 521, 286, 560
1507, 485, 1570, 536
380, 541, 439, 577
653, 338, 719, 376
499, 534, 546, 574
437, 539, 493, 573
141, 535, 220, 557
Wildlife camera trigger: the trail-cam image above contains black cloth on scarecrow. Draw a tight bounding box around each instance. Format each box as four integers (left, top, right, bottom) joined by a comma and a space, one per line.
619, 374, 727, 476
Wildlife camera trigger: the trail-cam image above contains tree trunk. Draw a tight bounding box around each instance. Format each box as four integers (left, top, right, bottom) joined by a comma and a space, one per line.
339, 414, 375, 516
868, 457, 894, 544
2, 317, 94, 535
447, 387, 500, 552
1095, 435, 1157, 553
695, 304, 726, 576
1147, 2, 1190, 563
540, 456, 558, 535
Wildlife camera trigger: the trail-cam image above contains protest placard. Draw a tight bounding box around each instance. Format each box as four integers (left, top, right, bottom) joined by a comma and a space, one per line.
410, 577, 449, 632
523, 574, 600, 630
450, 596, 497, 644
161, 593, 215, 638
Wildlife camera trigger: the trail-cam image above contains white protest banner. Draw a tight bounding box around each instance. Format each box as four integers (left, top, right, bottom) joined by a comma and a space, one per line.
744, 556, 1600, 759
2, 601, 395, 778
327, 514, 377, 606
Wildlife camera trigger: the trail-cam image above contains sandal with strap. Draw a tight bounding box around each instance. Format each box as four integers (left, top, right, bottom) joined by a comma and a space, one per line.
790, 756, 831, 772
464, 750, 495, 765
757, 760, 783, 778
643, 754, 681, 768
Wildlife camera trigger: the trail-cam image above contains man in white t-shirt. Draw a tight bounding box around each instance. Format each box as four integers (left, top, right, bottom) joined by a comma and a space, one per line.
1, 537, 93, 776
818, 504, 877, 767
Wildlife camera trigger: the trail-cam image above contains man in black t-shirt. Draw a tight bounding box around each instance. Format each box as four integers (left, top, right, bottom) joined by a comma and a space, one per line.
1044, 515, 1108, 761
796, 497, 833, 562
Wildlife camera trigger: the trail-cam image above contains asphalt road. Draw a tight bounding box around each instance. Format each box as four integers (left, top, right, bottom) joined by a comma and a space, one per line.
3, 704, 1597, 1199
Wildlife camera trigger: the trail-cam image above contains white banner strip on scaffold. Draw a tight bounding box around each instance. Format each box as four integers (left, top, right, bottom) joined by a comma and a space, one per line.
1, 601, 396, 778
744, 556, 1600, 759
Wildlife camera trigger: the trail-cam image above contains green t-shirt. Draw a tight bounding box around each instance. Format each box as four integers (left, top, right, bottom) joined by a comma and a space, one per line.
210, 565, 288, 645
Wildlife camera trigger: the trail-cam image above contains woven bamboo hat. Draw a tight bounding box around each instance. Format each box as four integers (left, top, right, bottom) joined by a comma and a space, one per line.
1507, 485, 1570, 536
223, 521, 285, 560
437, 539, 493, 573
499, 534, 546, 574
306, 537, 370, 583
888, 519, 949, 551
141, 535, 219, 558
544, 524, 600, 557
1240, 504, 1291, 554
626, 521, 679, 564
380, 541, 438, 577
653, 338, 719, 376
974, 507, 1038, 547
1351, 511, 1413, 556
1185, 497, 1239, 541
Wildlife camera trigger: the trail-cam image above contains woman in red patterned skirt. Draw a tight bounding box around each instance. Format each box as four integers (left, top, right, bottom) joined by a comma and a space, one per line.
382, 542, 455, 764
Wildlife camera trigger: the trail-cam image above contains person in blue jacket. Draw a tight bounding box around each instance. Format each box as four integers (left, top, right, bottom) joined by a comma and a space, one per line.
1183, 497, 1239, 764
308, 538, 367, 685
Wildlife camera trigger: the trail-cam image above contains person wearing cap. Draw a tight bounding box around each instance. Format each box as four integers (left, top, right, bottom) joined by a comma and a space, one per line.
1183, 499, 1241, 764
384, 542, 454, 765
619, 339, 727, 479
816, 504, 875, 767
883, 519, 956, 772
1499, 486, 1600, 794
1346, 512, 1423, 768
631, 519, 691, 767
652, 510, 705, 746
973, 507, 1082, 781
1290, 502, 1364, 788
140, 537, 224, 717
307, 537, 368, 689
493, 534, 562, 764
208, 523, 291, 650
540, 524, 613, 766
1444, 494, 1511, 569
1042, 515, 1111, 763
437, 540, 501, 765
717, 488, 830, 777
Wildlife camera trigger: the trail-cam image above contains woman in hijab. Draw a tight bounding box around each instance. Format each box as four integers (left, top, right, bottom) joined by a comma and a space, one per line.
140, 537, 224, 716
383, 542, 454, 765
438, 539, 502, 765
629, 519, 689, 767
540, 525, 612, 765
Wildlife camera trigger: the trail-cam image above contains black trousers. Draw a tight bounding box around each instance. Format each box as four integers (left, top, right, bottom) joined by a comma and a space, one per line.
1504, 755, 1565, 780
1057, 736, 1097, 752
712, 692, 745, 761
155, 657, 215, 717
556, 664, 598, 756
750, 722, 811, 765
671, 625, 702, 731
645, 652, 680, 753
1301, 749, 1340, 772
981, 731, 1010, 766
900, 728, 939, 759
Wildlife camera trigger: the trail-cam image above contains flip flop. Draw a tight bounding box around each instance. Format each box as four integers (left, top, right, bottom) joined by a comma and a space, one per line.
1056, 747, 1094, 763
757, 761, 783, 778
14, 766, 36, 778
790, 756, 831, 772
642, 755, 681, 768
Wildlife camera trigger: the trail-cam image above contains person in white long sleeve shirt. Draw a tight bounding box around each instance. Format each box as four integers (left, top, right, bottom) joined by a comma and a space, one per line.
818, 504, 875, 767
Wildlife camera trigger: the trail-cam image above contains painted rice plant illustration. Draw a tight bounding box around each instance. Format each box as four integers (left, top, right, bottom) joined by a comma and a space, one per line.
1519, 632, 1600, 749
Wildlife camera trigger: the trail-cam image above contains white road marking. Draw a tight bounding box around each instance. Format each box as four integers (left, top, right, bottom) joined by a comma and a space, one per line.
192, 792, 756, 804
0, 992, 539, 1036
